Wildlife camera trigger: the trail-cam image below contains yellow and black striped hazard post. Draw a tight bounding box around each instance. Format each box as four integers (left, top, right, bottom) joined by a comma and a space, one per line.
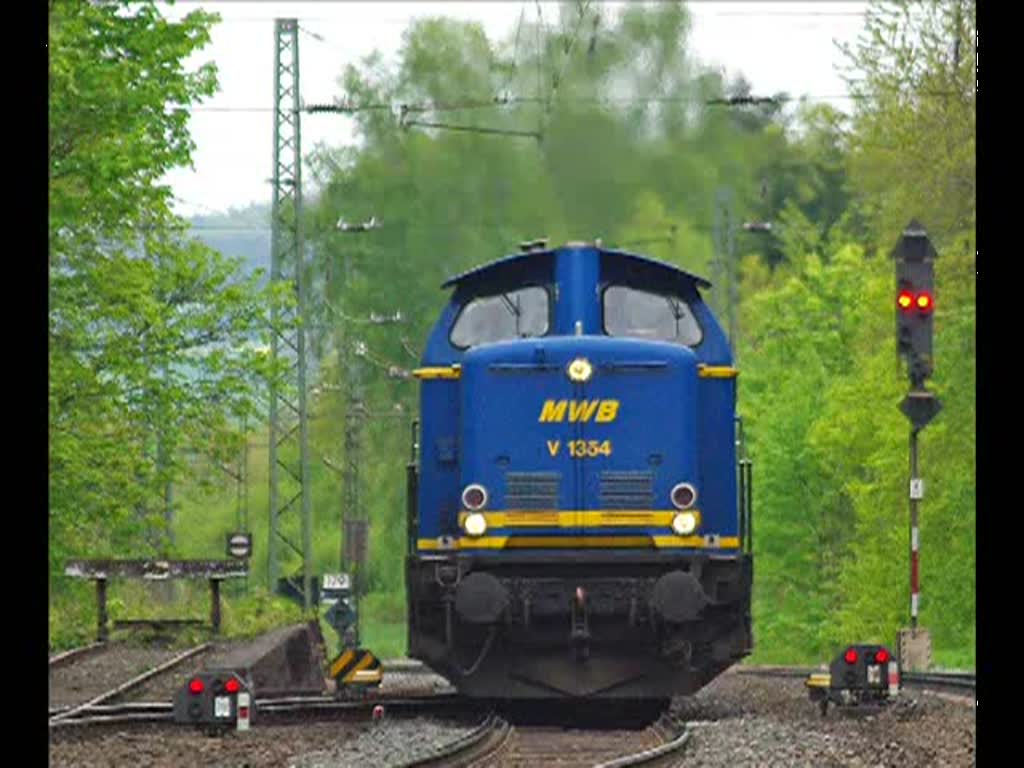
329, 648, 383, 687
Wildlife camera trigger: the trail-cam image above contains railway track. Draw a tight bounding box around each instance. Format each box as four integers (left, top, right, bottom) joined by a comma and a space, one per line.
735, 664, 975, 694
399, 712, 690, 768
50, 656, 974, 767
902, 671, 976, 694
49, 642, 211, 726
49, 642, 108, 669
396, 713, 513, 767
49, 692, 466, 729
49, 650, 458, 730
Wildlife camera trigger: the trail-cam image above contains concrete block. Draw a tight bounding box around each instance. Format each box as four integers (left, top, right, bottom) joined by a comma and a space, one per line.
206, 621, 327, 697
897, 627, 932, 672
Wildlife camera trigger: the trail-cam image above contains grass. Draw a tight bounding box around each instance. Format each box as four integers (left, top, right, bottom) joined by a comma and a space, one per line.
931, 647, 975, 673
360, 621, 407, 659
48, 577, 307, 652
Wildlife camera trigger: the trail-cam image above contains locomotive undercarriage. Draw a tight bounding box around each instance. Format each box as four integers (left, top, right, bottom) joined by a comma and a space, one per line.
407, 551, 753, 699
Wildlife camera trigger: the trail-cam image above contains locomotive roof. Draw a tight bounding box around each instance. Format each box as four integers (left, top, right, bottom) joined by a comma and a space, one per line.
441, 246, 712, 291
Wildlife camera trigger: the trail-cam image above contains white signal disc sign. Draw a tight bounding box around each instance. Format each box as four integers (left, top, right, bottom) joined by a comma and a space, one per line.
227, 533, 252, 559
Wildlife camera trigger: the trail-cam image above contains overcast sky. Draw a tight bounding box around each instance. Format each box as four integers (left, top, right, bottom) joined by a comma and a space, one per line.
159, 1, 869, 218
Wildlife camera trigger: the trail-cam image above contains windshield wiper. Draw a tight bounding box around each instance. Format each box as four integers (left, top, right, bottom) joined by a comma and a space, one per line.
500, 294, 521, 317
666, 296, 685, 320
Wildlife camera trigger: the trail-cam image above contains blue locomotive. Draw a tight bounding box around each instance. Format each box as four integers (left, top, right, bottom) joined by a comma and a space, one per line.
406, 242, 753, 702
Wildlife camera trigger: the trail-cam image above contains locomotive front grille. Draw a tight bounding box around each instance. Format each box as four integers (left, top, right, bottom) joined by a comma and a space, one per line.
505, 471, 560, 510
600, 471, 655, 509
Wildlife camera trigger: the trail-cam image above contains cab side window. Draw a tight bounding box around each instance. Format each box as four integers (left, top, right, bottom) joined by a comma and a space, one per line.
450, 286, 549, 348
603, 285, 702, 346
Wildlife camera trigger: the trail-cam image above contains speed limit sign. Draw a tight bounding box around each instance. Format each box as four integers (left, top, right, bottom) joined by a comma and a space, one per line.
226, 532, 252, 559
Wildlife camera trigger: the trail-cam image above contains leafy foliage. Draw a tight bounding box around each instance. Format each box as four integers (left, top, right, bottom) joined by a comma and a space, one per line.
742, 0, 975, 663
50, 1, 974, 668
49, 2, 284, 580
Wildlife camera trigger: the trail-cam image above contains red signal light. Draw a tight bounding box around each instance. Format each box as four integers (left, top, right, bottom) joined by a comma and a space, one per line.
188, 678, 205, 695
897, 290, 914, 311
875, 649, 890, 664
844, 649, 858, 664
915, 292, 933, 313
225, 678, 241, 694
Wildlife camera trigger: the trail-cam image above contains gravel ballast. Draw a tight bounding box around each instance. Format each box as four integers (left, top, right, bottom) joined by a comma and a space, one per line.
289, 717, 480, 768
49, 662, 975, 767
673, 669, 975, 767
49, 644, 193, 709
51, 721, 363, 768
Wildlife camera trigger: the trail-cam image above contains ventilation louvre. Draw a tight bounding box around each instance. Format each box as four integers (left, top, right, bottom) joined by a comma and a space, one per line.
505, 471, 560, 510
600, 471, 655, 509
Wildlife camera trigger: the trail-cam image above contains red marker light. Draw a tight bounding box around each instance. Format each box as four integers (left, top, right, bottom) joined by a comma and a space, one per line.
188, 678, 205, 695
844, 649, 858, 665
875, 649, 890, 664
461, 484, 487, 511
671, 483, 697, 510
225, 678, 241, 694
897, 290, 914, 311
916, 292, 933, 313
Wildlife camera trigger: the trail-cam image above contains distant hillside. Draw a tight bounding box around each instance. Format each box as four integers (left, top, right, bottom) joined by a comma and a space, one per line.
188, 202, 271, 283
189, 201, 325, 381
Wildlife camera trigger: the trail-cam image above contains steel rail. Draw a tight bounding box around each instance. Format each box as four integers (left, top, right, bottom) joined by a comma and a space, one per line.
594, 715, 691, 768
382, 658, 433, 672
255, 694, 462, 717
49, 642, 212, 725
903, 672, 976, 692
49, 692, 465, 729
49, 642, 108, 669
394, 712, 512, 768
51, 712, 174, 727
50, 692, 462, 720
50, 701, 172, 717
735, 665, 976, 691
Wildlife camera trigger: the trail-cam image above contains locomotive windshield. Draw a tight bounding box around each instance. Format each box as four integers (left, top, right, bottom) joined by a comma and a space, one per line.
450, 285, 550, 348
603, 285, 703, 346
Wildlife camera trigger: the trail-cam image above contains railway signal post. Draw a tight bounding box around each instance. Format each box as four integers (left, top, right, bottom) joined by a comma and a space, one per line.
892, 220, 941, 672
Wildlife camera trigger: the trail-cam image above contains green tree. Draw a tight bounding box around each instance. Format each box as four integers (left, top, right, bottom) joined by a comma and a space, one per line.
299, 1, 838, 625
839, 0, 975, 246
49, 0, 284, 578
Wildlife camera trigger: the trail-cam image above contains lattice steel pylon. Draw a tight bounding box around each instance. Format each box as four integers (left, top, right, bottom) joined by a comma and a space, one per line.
342, 336, 367, 644
268, 18, 314, 612
713, 187, 738, 359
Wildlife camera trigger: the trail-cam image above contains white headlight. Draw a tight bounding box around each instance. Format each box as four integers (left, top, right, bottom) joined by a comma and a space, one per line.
463, 512, 487, 537
672, 512, 698, 536
567, 357, 593, 382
